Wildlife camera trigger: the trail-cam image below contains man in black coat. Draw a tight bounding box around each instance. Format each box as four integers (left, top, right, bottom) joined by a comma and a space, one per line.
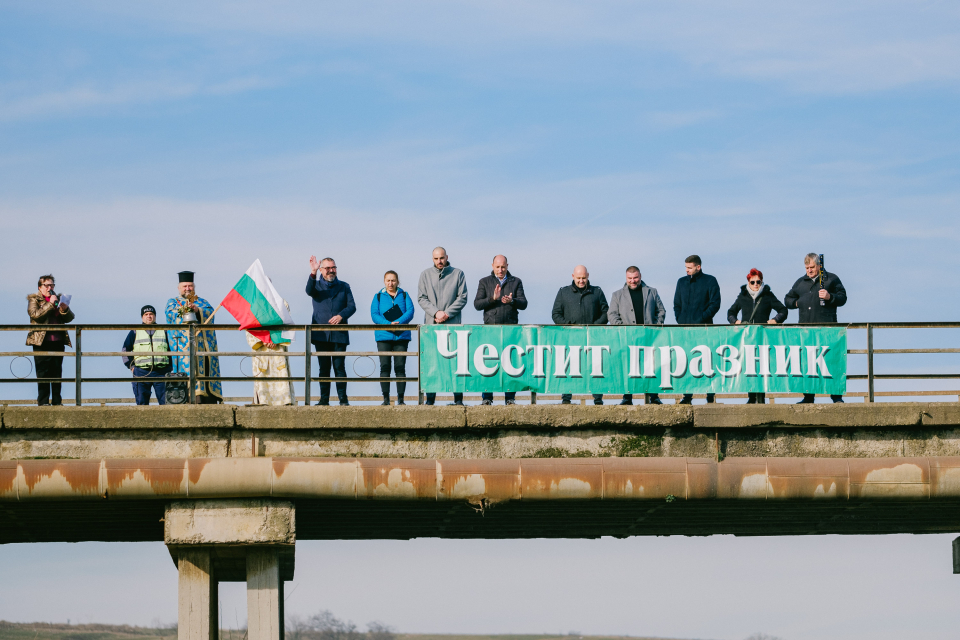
673, 255, 721, 404
474, 254, 528, 405
306, 255, 357, 406
784, 253, 848, 404
552, 264, 608, 405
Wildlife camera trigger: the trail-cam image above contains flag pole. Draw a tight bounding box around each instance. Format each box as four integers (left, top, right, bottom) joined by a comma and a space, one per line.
203, 303, 223, 325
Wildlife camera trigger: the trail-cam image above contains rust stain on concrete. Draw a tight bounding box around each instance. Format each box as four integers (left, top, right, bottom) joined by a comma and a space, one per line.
437, 459, 521, 502
717, 459, 770, 499
358, 458, 436, 499
520, 459, 602, 499
0, 461, 17, 498
602, 458, 687, 499
186, 458, 212, 485
19, 460, 101, 495
104, 458, 186, 495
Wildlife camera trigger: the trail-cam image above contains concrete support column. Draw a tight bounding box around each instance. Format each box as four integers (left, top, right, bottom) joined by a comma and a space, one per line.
177, 549, 219, 640
247, 549, 284, 640
165, 500, 295, 640
953, 536, 960, 574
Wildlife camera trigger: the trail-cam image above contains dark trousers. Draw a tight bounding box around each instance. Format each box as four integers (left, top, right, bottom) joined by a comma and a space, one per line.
802, 394, 844, 403
426, 392, 463, 405
132, 365, 171, 405
482, 392, 516, 403
562, 393, 603, 404
377, 340, 409, 399
682, 393, 715, 403
314, 341, 347, 403
622, 394, 661, 403
33, 343, 65, 405
747, 392, 766, 404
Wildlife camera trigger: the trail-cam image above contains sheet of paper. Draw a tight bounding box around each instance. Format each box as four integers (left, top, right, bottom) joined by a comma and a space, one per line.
58, 294, 72, 308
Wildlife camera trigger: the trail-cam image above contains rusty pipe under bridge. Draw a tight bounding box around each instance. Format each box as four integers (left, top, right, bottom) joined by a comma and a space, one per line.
3, 455, 960, 542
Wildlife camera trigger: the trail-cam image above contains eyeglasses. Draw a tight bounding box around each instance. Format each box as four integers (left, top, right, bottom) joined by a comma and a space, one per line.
40, 283, 55, 288
749, 280, 762, 285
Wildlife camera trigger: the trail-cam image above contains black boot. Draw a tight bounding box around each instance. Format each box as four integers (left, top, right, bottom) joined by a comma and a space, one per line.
381, 395, 391, 406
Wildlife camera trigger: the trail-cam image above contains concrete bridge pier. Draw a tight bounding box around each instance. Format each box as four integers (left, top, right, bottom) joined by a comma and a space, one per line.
164, 499, 296, 640
954, 537, 960, 574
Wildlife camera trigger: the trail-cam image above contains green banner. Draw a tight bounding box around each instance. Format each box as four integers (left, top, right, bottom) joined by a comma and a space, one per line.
419, 325, 846, 395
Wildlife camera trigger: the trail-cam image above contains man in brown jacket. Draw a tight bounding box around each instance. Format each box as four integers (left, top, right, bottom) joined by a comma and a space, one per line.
27, 274, 75, 405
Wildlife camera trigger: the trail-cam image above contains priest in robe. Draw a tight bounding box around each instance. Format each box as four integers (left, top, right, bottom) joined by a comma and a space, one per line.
165, 270, 223, 403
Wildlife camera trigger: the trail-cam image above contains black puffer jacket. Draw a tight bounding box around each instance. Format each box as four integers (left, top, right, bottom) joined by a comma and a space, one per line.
783, 271, 847, 323
474, 271, 528, 324
727, 285, 788, 324
551, 282, 608, 325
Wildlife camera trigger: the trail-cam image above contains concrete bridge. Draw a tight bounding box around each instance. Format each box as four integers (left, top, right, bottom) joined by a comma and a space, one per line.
3, 403, 960, 640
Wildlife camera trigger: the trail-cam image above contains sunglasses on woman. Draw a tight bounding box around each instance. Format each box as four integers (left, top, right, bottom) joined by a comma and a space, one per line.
749, 280, 762, 285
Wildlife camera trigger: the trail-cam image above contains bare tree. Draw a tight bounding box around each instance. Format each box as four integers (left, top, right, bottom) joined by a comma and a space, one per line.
366, 622, 396, 640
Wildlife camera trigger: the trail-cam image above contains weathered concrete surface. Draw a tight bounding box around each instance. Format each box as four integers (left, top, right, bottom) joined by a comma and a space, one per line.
177, 550, 218, 640
236, 405, 466, 430
3, 403, 960, 460
164, 499, 295, 545
246, 550, 284, 640
2, 405, 236, 429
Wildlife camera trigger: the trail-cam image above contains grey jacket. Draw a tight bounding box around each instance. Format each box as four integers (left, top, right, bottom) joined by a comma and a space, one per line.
418, 265, 468, 325
608, 282, 666, 326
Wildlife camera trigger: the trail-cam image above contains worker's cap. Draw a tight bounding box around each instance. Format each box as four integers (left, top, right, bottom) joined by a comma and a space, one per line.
141, 305, 157, 316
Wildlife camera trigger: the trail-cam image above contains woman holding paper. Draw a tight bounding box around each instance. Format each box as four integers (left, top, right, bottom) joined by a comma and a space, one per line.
727, 268, 788, 404
26, 274, 75, 406
370, 271, 415, 406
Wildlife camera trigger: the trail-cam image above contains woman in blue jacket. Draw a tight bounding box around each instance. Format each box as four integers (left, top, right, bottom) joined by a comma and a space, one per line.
371, 270, 415, 405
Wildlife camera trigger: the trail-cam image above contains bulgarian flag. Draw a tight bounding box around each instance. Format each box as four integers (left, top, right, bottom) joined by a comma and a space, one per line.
222, 259, 295, 347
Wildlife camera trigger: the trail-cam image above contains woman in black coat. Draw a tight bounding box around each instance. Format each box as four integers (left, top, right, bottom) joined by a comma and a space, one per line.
727, 268, 788, 404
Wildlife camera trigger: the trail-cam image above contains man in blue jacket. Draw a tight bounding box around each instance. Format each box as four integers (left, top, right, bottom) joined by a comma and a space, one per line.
673, 255, 721, 404
306, 256, 356, 406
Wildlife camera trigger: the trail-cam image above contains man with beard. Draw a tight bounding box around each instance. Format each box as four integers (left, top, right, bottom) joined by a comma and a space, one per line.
165, 271, 222, 403
784, 253, 847, 404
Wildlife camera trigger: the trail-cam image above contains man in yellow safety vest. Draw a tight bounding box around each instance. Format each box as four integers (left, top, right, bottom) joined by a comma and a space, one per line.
121, 305, 172, 405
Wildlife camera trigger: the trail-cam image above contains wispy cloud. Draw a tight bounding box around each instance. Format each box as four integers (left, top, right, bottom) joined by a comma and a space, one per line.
0, 75, 278, 121
27, 1, 960, 94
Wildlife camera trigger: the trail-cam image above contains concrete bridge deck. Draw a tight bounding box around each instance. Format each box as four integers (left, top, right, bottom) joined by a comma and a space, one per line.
6, 403, 960, 640
3, 403, 960, 460
3, 403, 960, 543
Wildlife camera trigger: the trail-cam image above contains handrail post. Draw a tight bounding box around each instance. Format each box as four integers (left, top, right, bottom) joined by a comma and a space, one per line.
75, 327, 82, 406
304, 326, 312, 406
189, 324, 197, 405
867, 323, 875, 403
417, 326, 423, 405
530, 391, 537, 405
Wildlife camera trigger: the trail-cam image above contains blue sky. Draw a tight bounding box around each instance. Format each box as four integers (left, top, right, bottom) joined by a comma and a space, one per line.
2, 2, 960, 639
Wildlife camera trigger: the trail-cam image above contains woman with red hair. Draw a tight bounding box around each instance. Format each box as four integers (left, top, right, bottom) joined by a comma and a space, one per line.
727, 268, 788, 404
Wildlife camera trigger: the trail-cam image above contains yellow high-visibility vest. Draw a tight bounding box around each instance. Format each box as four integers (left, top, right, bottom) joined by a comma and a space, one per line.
133, 329, 170, 368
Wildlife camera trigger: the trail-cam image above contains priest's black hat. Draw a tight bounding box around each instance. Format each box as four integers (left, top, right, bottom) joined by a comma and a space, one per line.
177, 271, 195, 283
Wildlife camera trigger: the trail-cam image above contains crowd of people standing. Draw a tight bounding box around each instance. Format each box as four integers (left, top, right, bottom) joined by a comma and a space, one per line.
23, 250, 847, 407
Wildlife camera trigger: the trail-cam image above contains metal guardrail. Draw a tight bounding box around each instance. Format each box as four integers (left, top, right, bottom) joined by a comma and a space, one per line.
1, 322, 958, 405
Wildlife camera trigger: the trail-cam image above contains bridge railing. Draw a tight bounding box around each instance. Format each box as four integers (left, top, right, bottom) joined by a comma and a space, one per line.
0, 322, 958, 405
